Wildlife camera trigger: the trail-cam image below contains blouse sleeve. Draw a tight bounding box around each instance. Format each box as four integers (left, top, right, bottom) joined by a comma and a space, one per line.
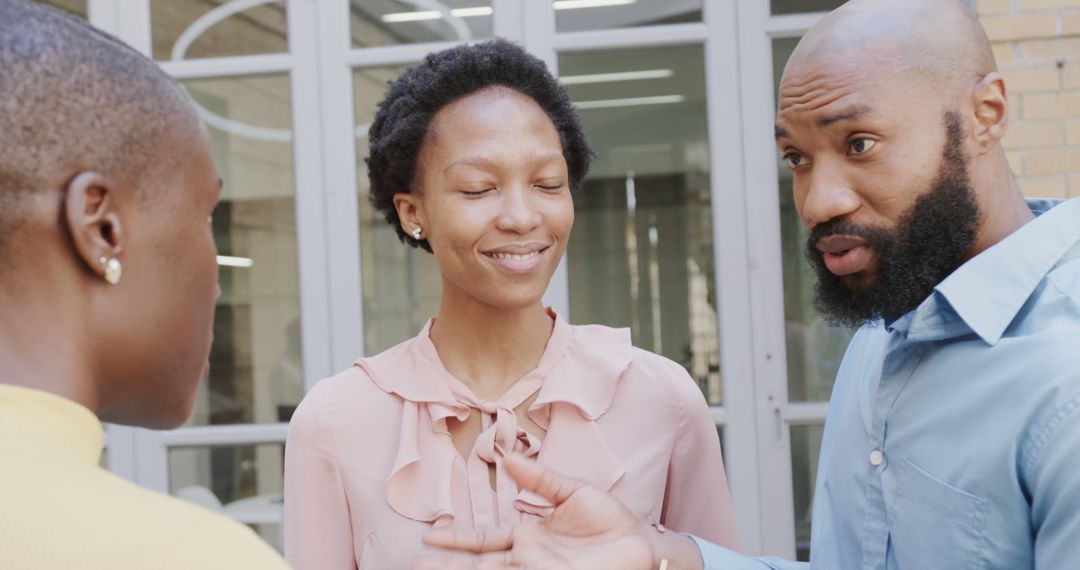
284, 383, 358, 570
660, 364, 743, 551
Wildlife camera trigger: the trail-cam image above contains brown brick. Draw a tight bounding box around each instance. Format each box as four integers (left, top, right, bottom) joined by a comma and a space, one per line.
1017, 175, 1068, 198
1007, 150, 1026, 173
1018, 0, 1074, 9
982, 14, 1059, 42
1017, 38, 1080, 65
978, 0, 1012, 12
1003, 120, 1066, 148
993, 43, 1016, 67
1022, 91, 1080, 118
1023, 147, 1080, 173
1069, 173, 1080, 197
1001, 66, 1061, 92
1068, 119, 1080, 143
1064, 10, 1080, 35
1064, 64, 1080, 88
1020, 175, 1070, 197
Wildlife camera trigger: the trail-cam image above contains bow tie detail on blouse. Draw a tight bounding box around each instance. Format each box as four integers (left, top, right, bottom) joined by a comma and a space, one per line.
449, 376, 542, 528
357, 311, 632, 530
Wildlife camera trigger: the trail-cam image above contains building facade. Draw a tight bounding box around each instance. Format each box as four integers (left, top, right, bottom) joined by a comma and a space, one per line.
38, 0, 1074, 561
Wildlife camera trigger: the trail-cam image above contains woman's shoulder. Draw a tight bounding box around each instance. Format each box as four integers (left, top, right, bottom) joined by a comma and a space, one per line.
564, 322, 703, 410
289, 342, 419, 439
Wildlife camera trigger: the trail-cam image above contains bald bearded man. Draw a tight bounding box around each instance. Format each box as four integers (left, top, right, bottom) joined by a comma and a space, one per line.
417, 1, 1080, 568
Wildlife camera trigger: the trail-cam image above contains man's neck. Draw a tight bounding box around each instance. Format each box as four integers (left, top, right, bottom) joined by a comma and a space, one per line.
965, 152, 1036, 261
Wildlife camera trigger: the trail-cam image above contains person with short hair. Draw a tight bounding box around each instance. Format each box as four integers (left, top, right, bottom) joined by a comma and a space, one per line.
0, 1, 288, 567
283, 38, 741, 569
418, 1, 1080, 568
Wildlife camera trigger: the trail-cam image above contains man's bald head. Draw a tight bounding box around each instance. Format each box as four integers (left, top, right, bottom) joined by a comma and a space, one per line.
785, 0, 995, 102
0, 0, 199, 254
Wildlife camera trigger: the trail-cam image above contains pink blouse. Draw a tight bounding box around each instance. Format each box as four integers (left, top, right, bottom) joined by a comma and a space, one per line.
284, 312, 740, 569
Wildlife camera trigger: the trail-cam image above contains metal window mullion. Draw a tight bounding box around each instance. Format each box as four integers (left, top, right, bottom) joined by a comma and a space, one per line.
553, 22, 708, 52
314, 0, 365, 370
160, 53, 293, 79
288, 0, 339, 385
737, 0, 798, 559
703, 0, 768, 555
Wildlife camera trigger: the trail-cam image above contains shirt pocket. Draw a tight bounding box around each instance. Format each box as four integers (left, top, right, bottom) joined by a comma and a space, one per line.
889, 458, 988, 570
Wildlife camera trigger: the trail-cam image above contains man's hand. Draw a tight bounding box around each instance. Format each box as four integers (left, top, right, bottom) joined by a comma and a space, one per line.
415, 453, 654, 569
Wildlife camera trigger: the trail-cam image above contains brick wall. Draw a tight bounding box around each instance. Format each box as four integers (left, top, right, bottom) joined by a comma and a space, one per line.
978, 0, 1080, 198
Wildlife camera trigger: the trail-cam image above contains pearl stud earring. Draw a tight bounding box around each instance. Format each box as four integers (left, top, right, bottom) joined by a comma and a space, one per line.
411, 227, 423, 240
99, 256, 122, 285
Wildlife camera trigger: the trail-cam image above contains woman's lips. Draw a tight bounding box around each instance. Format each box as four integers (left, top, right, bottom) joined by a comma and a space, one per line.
483, 247, 548, 273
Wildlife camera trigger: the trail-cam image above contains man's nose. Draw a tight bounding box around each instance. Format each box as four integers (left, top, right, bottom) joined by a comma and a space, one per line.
798, 163, 860, 230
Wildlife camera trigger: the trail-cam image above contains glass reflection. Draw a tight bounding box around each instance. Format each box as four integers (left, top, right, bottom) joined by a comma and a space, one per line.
182, 74, 303, 426
555, 0, 702, 33
38, 0, 86, 18
354, 66, 443, 355
790, 424, 824, 561
170, 443, 285, 552
772, 37, 852, 403
560, 45, 721, 405
151, 0, 288, 61
350, 0, 493, 48
770, 0, 845, 15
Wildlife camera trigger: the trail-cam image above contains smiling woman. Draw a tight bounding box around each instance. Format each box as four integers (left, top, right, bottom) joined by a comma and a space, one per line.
283, 38, 741, 569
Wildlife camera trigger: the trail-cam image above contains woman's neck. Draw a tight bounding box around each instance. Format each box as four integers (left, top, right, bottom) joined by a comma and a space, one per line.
429, 292, 555, 402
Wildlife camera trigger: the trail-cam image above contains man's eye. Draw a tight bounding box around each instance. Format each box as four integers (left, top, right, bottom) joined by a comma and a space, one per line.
849, 138, 876, 155
783, 152, 805, 169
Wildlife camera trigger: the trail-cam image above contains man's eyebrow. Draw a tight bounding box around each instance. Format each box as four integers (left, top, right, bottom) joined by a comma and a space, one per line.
819, 104, 873, 127
775, 126, 789, 140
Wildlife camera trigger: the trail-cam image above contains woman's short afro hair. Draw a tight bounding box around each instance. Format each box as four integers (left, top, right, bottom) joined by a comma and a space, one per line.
365, 38, 593, 253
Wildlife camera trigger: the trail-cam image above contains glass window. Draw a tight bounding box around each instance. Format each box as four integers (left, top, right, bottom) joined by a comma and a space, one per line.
38, 0, 87, 18
181, 74, 303, 426
151, 0, 288, 61
772, 37, 852, 404
354, 66, 443, 356
770, 0, 845, 16
790, 424, 824, 562
169, 443, 284, 552
555, 0, 701, 33
350, 0, 493, 48
560, 45, 721, 405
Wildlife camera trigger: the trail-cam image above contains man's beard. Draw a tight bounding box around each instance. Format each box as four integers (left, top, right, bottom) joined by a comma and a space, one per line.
806, 112, 981, 328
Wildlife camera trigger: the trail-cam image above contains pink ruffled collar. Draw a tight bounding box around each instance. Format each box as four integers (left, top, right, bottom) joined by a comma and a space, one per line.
356, 310, 632, 528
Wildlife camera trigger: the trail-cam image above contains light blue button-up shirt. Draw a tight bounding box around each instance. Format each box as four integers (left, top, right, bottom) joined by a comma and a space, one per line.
694, 198, 1080, 569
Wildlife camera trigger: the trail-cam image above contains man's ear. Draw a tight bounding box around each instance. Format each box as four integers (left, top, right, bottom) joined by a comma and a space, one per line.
970, 72, 1008, 154
64, 171, 125, 282
392, 191, 425, 237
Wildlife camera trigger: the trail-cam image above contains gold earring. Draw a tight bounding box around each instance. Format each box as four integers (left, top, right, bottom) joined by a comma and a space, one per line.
411, 227, 423, 240
99, 256, 122, 285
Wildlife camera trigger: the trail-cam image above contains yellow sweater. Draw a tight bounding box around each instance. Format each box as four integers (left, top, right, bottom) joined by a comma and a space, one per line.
0, 384, 290, 569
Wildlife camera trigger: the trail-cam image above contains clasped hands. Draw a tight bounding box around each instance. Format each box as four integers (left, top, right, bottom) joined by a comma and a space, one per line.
414, 453, 703, 570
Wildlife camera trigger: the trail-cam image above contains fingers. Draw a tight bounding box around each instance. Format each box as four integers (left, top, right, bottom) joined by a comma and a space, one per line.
504, 453, 585, 506
414, 550, 522, 570
423, 525, 514, 553
413, 552, 517, 570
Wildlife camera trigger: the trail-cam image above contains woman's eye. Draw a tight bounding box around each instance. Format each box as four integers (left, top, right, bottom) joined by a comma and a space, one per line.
460, 188, 493, 196
783, 152, 805, 169
535, 183, 564, 191
849, 138, 876, 155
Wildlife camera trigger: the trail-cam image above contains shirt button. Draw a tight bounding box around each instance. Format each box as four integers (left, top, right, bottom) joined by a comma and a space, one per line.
869, 450, 885, 466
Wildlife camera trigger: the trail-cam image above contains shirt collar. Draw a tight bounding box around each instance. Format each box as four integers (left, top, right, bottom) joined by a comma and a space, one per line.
901, 197, 1080, 345
0, 384, 103, 465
